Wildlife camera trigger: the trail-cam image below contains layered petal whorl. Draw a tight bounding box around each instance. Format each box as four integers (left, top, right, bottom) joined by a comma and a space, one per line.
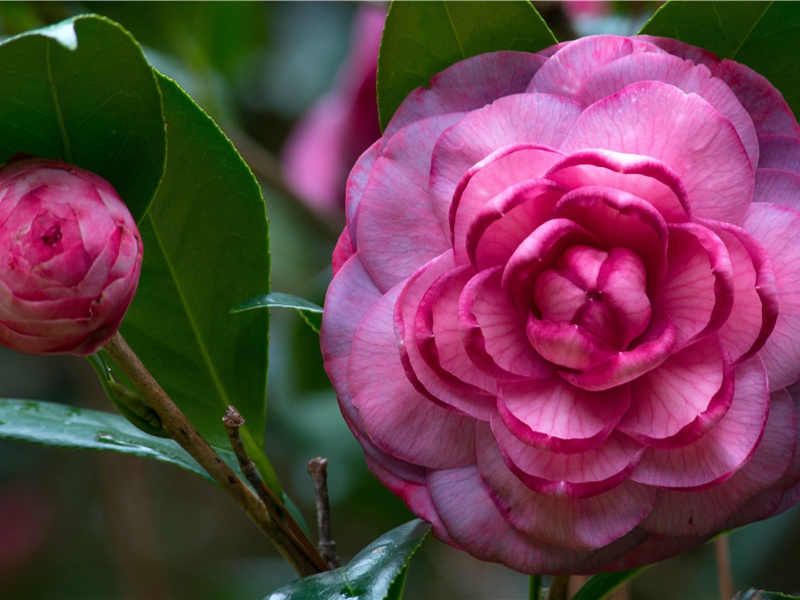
321, 35, 800, 574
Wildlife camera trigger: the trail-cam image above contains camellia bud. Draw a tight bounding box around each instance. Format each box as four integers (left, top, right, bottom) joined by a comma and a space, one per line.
0, 157, 143, 355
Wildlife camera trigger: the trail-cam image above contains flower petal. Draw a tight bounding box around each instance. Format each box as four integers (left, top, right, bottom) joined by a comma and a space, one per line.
631, 356, 769, 489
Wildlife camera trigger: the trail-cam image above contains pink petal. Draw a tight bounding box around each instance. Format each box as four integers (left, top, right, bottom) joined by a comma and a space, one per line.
641, 388, 798, 537
546, 149, 690, 223
426, 465, 650, 574
502, 218, 598, 312
753, 168, 800, 211
655, 222, 735, 349
344, 139, 380, 248
530, 35, 665, 98
713, 58, 800, 138
560, 313, 677, 391
395, 252, 496, 419
492, 416, 644, 498
574, 51, 759, 171
526, 315, 616, 371
704, 221, 778, 362
355, 114, 461, 291
450, 144, 565, 264
561, 81, 754, 225
429, 93, 582, 228
551, 184, 669, 287
630, 356, 769, 489
465, 178, 566, 270
385, 51, 547, 138
758, 134, 800, 174
497, 376, 630, 453
478, 423, 653, 549
348, 283, 477, 468
414, 263, 498, 395
618, 336, 734, 448
459, 266, 553, 380
744, 203, 800, 390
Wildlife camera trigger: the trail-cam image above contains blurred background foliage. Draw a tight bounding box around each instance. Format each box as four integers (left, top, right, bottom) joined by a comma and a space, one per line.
0, 2, 796, 599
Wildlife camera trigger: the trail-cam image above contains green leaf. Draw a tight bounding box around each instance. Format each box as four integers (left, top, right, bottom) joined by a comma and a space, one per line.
640, 1, 800, 119
264, 519, 431, 600
0, 398, 226, 484
115, 73, 276, 490
571, 567, 650, 600
0, 15, 166, 221
377, 0, 556, 130
233, 292, 323, 334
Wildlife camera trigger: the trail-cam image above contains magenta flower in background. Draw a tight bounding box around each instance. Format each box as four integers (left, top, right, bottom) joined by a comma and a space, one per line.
321, 35, 800, 573
281, 5, 385, 214
0, 158, 142, 355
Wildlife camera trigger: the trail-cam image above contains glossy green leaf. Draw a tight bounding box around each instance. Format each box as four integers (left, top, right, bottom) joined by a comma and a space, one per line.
640, 1, 800, 119
233, 292, 323, 334
377, 0, 556, 130
115, 73, 275, 489
0, 15, 166, 221
264, 519, 431, 600
571, 567, 650, 600
0, 398, 230, 484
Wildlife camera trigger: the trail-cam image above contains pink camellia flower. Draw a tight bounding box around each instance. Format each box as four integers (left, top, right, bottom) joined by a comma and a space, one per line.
0, 158, 142, 355
281, 5, 385, 214
321, 34, 800, 573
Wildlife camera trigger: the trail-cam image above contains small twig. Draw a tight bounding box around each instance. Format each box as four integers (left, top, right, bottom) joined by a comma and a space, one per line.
308, 457, 340, 568
222, 406, 328, 571
548, 575, 571, 600
715, 535, 734, 600
104, 332, 327, 576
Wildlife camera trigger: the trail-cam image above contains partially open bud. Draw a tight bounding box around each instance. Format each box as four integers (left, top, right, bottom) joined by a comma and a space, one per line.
0, 158, 142, 355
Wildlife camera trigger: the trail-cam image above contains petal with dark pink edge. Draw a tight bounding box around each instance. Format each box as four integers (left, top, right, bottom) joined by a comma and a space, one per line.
429, 93, 582, 226
636, 35, 719, 70
631, 356, 768, 489
758, 135, 800, 173
459, 266, 553, 380
576, 51, 759, 170
414, 264, 497, 394
529, 35, 664, 98
754, 169, 800, 211
561, 81, 754, 225
552, 184, 669, 282
321, 255, 387, 443
395, 252, 496, 419
344, 139, 381, 249
642, 388, 797, 537
619, 336, 734, 448
497, 376, 630, 453
705, 221, 778, 362
384, 51, 547, 139
598, 530, 712, 573
356, 113, 463, 292
744, 203, 800, 390
331, 227, 355, 275
349, 284, 477, 468
450, 144, 565, 263
503, 218, 599, 312
478, 423, 653, 549
466, 179, 566, 270
546, 149, 690, 223
526, 316, 616, 371
713, 58, 800, 138
426, 465, 650, 575
560, 313, 677, 392
492, 415, 644, 498
656, 222, 735, 350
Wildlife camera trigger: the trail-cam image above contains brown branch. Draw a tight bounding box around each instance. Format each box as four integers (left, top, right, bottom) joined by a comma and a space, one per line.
104, 332, 326, 576
715, 535, 733, 600
548, 576, 570, 600
308, 457, 340, 568
222, 406, 327, 571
